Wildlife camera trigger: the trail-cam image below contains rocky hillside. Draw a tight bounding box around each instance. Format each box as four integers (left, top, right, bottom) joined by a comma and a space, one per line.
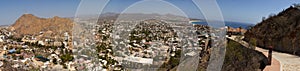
244, 6, 300, 55
10, 14, 73, 37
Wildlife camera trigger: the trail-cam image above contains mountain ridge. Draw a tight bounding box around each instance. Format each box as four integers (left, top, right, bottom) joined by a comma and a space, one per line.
10, 14, 74, 38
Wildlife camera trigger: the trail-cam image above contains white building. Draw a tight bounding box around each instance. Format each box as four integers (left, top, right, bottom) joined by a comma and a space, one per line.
0, 35, 5, 42
124, 56, 153, 64
38, 41, 45, 46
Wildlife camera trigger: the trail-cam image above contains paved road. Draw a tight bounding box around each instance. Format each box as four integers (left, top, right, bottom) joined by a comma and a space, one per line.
228, 36, 300, 71
255, 47, 281, 71
269, 49, 300, 71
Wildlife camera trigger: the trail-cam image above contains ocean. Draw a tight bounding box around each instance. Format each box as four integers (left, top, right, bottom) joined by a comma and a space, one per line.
191, 21, 255, 29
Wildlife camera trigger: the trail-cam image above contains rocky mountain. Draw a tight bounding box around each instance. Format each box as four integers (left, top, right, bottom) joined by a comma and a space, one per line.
9, 14, 73, 38
244, 6, 300, 55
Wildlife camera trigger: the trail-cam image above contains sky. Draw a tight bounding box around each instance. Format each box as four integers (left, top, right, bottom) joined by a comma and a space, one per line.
0, 0, 299, 25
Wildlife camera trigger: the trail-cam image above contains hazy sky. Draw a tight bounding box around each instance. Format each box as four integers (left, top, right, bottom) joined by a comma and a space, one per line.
0, 0, 298, 25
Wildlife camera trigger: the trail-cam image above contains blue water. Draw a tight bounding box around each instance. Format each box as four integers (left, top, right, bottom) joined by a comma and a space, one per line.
192, 21, 255, 29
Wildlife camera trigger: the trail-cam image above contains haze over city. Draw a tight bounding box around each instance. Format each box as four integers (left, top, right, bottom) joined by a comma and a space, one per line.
0, 0, 298, 25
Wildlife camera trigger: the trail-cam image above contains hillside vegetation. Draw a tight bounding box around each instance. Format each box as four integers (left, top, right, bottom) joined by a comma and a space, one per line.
244, 5, 300, 55
221, 39, 268, 71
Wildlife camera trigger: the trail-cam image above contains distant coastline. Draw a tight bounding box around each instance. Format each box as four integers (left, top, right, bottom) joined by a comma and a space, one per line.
191, 21, 254, 29
0, 25, 9, 27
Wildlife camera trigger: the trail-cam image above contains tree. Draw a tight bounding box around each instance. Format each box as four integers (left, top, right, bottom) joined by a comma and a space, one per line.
53, 58, 58, 64
249, 38, 257, 49
16, 49, 21, 54
61, 42, 65, 48
268, 13, 276, 18
96, 44, 106, 52
262, 17, 266, 21
60, 54, 74, 63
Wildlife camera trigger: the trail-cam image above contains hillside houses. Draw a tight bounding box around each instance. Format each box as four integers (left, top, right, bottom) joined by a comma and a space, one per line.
22, 36, 37, 43
0, 28, 13, 42
227, 27, 247, 36
20, 31, 71, 47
